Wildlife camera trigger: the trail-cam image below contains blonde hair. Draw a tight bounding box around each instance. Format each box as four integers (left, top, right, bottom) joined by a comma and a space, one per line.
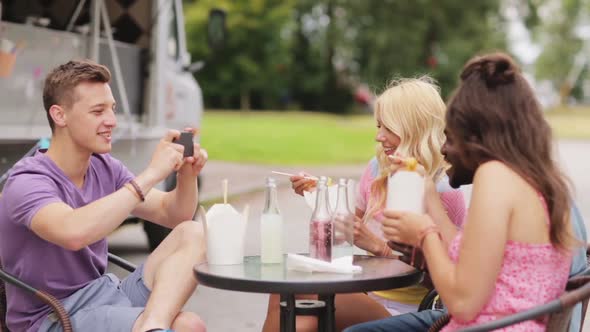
365, 76, 447, 221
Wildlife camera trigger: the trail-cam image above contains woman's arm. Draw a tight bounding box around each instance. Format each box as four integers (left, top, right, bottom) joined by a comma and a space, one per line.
383, 162, 514, 322
423, 162, 513, 321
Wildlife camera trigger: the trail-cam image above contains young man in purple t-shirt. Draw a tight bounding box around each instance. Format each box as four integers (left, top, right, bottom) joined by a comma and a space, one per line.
0, 60, 208, 332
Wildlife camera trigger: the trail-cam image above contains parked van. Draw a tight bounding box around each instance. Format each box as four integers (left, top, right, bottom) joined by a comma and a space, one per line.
0, 0, 224, 249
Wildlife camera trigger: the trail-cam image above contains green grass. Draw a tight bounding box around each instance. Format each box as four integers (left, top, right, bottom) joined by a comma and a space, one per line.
200, 111, 376, 165
200, 109, 590, 164
545, 107, 590, 140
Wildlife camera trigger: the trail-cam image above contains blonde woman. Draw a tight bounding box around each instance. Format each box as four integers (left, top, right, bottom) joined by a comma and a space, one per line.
262, 77, 467, 331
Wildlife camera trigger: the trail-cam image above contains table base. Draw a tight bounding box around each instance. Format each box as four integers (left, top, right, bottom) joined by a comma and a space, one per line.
280, 294, 336, 332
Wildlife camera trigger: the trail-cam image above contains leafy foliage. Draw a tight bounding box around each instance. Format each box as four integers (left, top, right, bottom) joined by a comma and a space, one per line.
534, 0, 584, 90
184, 0, 506, 111
184, 0, 295, 110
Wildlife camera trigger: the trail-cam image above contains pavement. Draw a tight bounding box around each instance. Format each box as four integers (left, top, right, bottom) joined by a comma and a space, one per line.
198, 160, 366, 203
107, 140, 590, 332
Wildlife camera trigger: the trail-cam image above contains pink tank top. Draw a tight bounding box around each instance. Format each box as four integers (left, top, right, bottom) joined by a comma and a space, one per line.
441, 197, 572, 332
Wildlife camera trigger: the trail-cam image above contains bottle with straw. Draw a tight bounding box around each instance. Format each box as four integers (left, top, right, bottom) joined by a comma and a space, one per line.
309, 176, 333, 262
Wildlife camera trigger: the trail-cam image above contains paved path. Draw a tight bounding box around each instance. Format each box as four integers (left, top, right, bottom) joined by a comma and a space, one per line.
198, 160, 365, 203
108, 140, 590, 332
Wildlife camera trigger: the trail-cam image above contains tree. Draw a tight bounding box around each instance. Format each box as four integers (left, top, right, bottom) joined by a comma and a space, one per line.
184, 0, 507, 111
288, 0, 354, 113
340, 0, 506, 97
184, 0, 295, 110
532, 0, 585, 103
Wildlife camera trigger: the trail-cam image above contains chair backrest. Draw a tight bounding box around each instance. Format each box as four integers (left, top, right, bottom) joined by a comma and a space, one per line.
574, 265, 590, 330
0, 263, 8, 332
0, 194, 8, 331
559, 274, 590, 331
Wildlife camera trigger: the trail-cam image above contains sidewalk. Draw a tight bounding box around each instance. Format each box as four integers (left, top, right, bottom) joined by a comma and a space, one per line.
199, 160, 366, 203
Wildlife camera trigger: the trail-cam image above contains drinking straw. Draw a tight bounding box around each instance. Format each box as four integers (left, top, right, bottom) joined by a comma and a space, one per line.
242, 204, 249, 223
222, 179, 228, 204
271, 171, 318, 181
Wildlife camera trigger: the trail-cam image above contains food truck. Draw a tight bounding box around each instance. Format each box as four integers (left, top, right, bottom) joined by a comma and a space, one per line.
0, 0, 224, 249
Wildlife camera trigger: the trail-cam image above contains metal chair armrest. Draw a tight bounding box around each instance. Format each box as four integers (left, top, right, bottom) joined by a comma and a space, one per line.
107, 253, 137, 272
456, 300, 561, 332
419, 288, 440, 312
0, 268, 72, 332
428, 313, 450, 332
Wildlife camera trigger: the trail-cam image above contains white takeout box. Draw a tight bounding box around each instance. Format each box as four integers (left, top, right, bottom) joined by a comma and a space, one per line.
197, 204, 248, 265
386, 171, 425, 213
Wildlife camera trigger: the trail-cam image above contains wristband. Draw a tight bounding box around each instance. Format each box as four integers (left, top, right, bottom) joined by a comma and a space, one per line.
379, 242, 391, 257
417, 224, 441, 249
127, 179, 145, 202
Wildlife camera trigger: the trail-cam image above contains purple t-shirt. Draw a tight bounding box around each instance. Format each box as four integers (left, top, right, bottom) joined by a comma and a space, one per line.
0, 150, 134, 331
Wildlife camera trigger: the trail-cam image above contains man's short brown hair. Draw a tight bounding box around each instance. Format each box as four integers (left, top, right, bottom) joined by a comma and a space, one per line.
43, 60, 111, 131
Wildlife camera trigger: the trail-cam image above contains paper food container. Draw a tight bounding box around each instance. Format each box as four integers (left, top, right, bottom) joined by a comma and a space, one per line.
198, 204, 248, 265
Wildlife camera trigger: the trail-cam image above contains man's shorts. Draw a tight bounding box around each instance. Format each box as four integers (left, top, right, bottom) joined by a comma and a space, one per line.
38, 264, 151, 332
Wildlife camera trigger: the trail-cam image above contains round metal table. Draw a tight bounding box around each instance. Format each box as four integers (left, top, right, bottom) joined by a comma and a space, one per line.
194, 255, 423, 332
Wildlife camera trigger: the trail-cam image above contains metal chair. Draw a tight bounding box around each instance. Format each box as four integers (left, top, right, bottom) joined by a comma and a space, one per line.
0, 253, 137, 332
419, 242, 590, 331
418, 288, 444, 312
427, 272, 590, 332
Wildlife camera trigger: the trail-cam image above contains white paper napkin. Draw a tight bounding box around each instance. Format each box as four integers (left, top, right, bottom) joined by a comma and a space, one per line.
286, 254, 362, 274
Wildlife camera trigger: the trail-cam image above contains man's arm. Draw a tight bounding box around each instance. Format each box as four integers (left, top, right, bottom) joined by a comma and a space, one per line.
31, 170, 160, 251
30, 130, 186, 250
130, 174, 198, 229
131, 142, 207, 228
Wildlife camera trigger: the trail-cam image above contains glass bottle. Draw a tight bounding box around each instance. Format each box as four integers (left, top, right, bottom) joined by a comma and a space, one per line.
309, 176, 333, 262
260, 177, 283, 263
332, 178, 354, 259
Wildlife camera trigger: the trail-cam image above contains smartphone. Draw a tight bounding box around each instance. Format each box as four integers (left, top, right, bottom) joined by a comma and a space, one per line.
174, 131, 194, 158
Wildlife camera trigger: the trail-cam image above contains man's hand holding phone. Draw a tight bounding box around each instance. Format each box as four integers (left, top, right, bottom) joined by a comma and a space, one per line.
175, 128, 208, 178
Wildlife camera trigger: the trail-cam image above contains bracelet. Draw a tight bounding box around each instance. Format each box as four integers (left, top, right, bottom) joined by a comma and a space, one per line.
417, 225, 441, 249
379, 242, 391, 257
124, 183, 140, 201
127, 179, 145, 202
